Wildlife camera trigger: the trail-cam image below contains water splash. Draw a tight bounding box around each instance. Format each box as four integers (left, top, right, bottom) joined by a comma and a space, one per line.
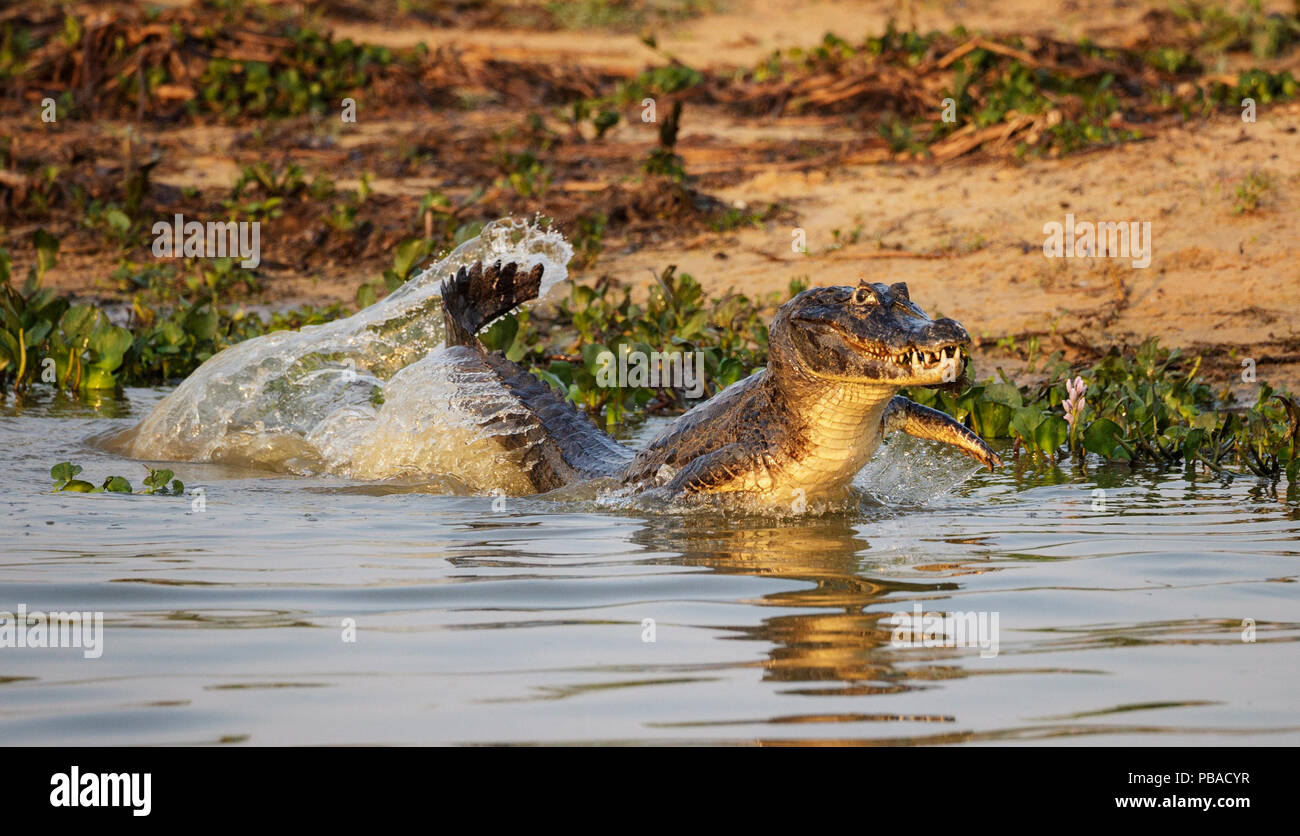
109, 218, 572, 488
600, 431, 988, 515
855, 433, 984, 507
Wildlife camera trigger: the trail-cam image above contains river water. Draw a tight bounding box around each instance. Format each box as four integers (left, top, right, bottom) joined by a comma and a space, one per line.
2, 388, 1297, 745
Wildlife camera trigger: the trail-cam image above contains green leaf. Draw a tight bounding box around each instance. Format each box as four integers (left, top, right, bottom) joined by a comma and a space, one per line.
480, 315, 518, 353
972, 400, 1013, 438
160, 320, 185, 346
546, 360, 574, 386
0, 330, 19, 366
144, 468, 174, 491
391, 238, 429, 281
572, 365, 596, 394
50, 462, 82, 483
1033, 414, 1069, 455
86, 324, 134, 388
23, 319, 51, 347
983, 382, 1023, 408
60, 305, 98, 339
90, 323, 133, 362
1181, 427, 1205, 459
453, 220, 485, 245
26, 286, 61, 315
60, 479, 95, 492
1082, 417, 1125, 458
185, 308, 220, 341
716, 357, 746, 388
1010, 406, 1044, 443
905, 386, 937, 407
105, 209, 131, 235
102, 476, 132, 493
582, 342, 611, 374
532, 368, 567, 394
677, 309, 708, 340
504, 337, 528, 364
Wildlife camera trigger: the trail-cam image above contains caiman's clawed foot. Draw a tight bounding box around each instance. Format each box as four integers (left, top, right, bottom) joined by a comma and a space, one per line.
883, 395, 1002, 471
442, 260, 544, 346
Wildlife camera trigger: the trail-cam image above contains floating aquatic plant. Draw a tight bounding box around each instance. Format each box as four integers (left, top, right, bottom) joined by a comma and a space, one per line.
50, 461, 184, 495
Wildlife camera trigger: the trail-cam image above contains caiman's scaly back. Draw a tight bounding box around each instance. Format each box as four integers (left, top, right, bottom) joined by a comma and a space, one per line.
443, 262, 1000, 502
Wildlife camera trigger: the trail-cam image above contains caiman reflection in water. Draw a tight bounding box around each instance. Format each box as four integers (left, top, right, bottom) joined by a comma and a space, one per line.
634, 514, 973, 731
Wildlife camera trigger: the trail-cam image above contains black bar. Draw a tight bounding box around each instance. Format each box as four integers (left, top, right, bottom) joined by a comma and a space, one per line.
5, 747, 1284, 822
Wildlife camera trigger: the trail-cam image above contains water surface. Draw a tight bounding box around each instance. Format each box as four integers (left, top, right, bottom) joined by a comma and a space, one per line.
2, 389, 1297, 745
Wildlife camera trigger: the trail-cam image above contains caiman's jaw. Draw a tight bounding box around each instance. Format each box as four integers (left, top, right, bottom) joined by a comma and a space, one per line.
775, 279, 971, 387
842, 333, 967, 386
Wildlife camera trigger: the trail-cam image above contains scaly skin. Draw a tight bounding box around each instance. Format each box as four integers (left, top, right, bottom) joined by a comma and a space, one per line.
618, 365, 900, 502
441, 263, 1001, 499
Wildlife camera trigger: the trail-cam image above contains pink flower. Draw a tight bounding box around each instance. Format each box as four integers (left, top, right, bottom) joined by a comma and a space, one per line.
1063, 376, 1087, 425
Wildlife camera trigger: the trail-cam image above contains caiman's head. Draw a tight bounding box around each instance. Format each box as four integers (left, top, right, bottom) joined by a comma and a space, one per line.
769, 279, 969, 387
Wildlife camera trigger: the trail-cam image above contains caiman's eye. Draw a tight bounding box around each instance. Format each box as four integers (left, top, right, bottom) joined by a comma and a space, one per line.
852, 286, 877, 306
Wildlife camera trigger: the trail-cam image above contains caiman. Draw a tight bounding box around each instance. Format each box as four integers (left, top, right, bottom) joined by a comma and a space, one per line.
440, 259, 1001, 504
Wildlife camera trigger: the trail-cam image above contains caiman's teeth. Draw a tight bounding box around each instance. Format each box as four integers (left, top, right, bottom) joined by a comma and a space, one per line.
895, 344, 962, 372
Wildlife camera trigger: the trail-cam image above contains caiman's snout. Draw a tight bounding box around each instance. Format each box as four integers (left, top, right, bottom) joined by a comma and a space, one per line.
891, 317, 969, 379
931, 317, 970, 346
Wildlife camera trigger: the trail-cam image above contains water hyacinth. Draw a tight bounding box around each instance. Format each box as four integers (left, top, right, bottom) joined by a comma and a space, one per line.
1063, 376, 1087, 425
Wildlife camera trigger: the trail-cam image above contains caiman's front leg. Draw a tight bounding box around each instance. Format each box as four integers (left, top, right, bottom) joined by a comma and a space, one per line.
663, 443, 762, 494
882, 396, 1002, 470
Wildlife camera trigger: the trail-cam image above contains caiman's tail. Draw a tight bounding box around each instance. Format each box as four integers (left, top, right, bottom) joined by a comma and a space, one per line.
438, 260, 634, 491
